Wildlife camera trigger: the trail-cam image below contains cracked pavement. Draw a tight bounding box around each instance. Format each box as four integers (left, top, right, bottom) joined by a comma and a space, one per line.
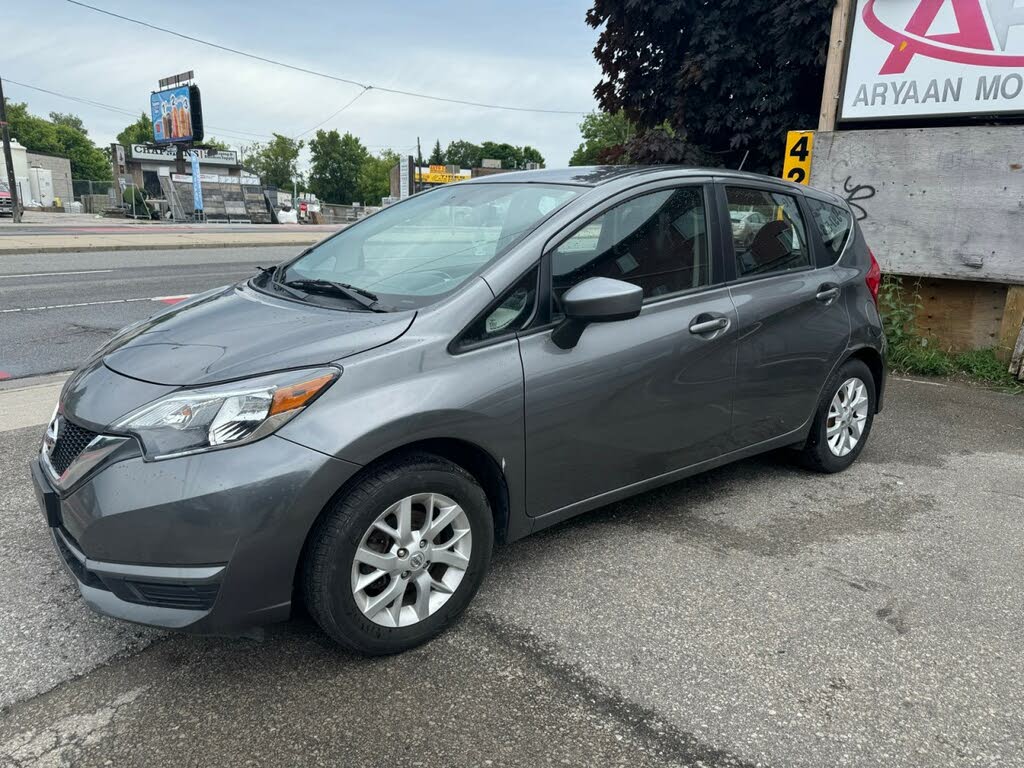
1, 377, 1022, 767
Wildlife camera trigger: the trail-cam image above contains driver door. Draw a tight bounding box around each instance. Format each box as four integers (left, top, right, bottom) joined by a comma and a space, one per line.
517, 181, 738, 517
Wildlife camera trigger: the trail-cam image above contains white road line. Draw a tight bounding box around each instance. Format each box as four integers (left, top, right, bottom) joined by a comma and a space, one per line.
2, 297, 159, 314
0, 269, 114, 279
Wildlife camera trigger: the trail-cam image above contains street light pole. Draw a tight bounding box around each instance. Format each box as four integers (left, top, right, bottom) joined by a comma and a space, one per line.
0, 75, 23, 223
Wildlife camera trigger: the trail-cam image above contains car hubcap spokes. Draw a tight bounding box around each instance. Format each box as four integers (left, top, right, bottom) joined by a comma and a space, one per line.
351, 493, 472, 628
826, 377, 869, 457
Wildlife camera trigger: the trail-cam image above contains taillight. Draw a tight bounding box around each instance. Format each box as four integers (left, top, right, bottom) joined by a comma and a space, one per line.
865, 249, 881, 305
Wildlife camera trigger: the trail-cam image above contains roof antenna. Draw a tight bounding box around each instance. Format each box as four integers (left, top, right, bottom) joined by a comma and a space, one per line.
737, 150, 750, 171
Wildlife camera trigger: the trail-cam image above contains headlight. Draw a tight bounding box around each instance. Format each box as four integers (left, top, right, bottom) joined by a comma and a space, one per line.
115, 367, 339, 460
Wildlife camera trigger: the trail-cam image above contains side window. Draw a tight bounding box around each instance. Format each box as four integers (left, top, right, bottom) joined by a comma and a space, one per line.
460, 268, 538, 345
551, 186, 711, 306
805, 198, 853, 262
726, 187, 811, 278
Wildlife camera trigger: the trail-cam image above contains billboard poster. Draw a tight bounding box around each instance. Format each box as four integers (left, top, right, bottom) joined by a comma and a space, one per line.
151, 85, 194, 143
841, 0, 1024, 122
190, 153, 204, 212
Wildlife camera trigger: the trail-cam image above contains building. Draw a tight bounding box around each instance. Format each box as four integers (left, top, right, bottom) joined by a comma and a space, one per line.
810, 0, 1024, 361
117, 144, 254, 199
4, 139, 73, 207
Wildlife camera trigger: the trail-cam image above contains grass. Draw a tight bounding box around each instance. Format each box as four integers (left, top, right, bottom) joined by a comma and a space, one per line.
880, 276, 1023, 392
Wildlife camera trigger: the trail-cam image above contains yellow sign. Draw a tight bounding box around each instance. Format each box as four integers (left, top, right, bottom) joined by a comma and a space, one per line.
416, 171, 467, 185
429, 164, 447, 174
782, 130, 814, 185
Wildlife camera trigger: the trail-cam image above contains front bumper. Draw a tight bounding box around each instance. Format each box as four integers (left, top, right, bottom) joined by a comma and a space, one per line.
32, 434, 361, 633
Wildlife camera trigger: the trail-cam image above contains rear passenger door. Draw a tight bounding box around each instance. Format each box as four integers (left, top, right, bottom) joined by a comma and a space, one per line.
719, 181, 851, 448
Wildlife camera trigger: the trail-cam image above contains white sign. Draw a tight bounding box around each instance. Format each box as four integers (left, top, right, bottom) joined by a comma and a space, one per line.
399, 157, 411, 199
171, 173, 241, 184
131, 144, 239, 166
841, 0, 1024, 122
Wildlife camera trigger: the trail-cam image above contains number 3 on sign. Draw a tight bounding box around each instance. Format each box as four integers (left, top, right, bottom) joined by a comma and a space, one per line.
782, 131, 814, 185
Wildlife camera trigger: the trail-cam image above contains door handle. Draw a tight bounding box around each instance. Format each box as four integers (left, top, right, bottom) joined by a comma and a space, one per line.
816, 284, 841, 303
689, 315, 730, 335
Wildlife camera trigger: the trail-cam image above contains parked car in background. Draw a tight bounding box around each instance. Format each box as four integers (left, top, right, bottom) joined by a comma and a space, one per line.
32, 167, 885, 655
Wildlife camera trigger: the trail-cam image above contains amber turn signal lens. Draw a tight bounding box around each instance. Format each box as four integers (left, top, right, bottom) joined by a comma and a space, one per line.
269, 373, 336, 416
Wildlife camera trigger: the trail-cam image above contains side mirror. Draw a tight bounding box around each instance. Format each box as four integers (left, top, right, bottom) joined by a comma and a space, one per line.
552, 277, 643, 349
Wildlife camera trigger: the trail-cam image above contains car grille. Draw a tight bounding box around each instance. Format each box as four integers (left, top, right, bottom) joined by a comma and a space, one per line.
50, 421, 100, 475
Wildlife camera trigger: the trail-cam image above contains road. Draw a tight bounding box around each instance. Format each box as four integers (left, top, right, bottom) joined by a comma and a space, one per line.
1, 374, 1023, 767
0, 247, 300, 379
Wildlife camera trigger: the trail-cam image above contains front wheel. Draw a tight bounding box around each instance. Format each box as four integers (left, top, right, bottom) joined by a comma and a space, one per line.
799, 359, 876, 473
302, 454, 493, 655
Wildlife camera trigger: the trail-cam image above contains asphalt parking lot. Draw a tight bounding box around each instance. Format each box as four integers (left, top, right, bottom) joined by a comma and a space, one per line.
1, 376, 1022, 767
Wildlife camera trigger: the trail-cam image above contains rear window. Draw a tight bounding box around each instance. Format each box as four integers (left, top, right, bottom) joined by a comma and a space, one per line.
806, 198, 853, 261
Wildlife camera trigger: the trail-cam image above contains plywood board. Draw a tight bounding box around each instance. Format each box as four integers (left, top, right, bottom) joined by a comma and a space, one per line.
810, 127, 1024, 283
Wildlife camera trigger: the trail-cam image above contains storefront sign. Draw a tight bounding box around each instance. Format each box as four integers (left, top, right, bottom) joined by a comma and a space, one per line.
132, 145, 238, 166
416, 170, 471, 185
841, 0, 1024, 122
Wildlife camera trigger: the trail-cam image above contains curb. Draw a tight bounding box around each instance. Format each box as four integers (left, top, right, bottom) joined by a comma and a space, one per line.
0, 239, 323, 256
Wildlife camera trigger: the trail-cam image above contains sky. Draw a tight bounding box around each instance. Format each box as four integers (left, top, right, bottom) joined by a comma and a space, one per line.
3, 0, 602, 170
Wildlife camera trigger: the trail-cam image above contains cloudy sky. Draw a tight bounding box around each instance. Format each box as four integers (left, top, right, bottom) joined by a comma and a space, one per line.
4, 0, 602, 169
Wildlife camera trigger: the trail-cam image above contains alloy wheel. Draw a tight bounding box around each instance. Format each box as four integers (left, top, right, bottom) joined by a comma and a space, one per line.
826, 377, 869, 457
351, 493, 472, 628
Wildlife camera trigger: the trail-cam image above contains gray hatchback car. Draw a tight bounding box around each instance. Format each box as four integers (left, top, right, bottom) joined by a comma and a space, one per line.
32, 167, 885, 654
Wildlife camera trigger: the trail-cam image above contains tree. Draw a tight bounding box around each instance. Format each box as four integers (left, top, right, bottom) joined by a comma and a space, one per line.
586, 0, 834, 173
480, 141, 523, 170
203, 137, 232, 152
5, 100, 111, 181
49, 112, 87, 135
358, 149, 401, 205
116, 114, 155, 147
569, 110, 633, 165
444, 140, 482, 170
308, 130, 369, 204
428, 139, 445, 165
244, 134, 304, 189
521, 145, 545, 167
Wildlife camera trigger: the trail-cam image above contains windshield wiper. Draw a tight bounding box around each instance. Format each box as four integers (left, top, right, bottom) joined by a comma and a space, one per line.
282, 278, 388, 312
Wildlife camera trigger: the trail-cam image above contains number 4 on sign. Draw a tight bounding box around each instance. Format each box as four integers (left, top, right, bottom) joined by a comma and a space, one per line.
782, 131, 814, 185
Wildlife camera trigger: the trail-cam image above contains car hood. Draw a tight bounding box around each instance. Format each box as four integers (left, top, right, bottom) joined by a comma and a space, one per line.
100, 282, 415, 386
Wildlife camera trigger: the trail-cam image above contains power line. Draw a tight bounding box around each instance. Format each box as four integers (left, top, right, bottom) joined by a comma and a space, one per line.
4, 79, 277, 143
63, 0, 590, 116
294, 88, 371, 139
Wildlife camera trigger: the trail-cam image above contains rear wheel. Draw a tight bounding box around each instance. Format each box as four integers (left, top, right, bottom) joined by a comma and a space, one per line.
302, 453, 493, 655
800, 359, 876, 473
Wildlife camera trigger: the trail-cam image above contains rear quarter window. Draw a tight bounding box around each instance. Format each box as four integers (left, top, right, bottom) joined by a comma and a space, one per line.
806, 198, 853, 262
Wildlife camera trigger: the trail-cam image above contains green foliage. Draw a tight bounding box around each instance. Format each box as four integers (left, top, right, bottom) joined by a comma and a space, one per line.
880, 276, 1022, 390
442, 139, 544, 170
358, 150, 401, 205
203, 137, 232, 152
116, 114, 155, 147
49, 112, 87, 135
428, 140, 445, 165
586, 0, 834, 173
308, 130, 369, 204
244, 134, 304, 190
5, 100, 111, 181
444, 140, 482, 169
569, 110, 634, 165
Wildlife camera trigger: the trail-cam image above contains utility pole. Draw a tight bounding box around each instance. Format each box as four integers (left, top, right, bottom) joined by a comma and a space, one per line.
416, 136, 423, 193
0, 76, 23, 223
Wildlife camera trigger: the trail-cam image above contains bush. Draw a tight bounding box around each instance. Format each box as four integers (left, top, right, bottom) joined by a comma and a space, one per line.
879, 276, 1021, 391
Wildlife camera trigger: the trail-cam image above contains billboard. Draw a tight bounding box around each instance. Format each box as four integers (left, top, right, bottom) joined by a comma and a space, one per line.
840, 0, 1024, 123
150, 85, 204, 143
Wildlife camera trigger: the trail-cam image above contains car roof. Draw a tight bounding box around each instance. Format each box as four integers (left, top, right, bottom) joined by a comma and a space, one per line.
462, 165, 851, 212
464, 165, 801, 188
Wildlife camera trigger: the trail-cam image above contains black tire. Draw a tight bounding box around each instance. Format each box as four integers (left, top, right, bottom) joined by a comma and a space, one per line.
302, 453, 493, 655
799, 359, 876, 473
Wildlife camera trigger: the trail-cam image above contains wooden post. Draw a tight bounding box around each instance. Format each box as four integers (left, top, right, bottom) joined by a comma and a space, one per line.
818, 0, 855, 132
0, 76, 22, 223
998, 284, 1024, 370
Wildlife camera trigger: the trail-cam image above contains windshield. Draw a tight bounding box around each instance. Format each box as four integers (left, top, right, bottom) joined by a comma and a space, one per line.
279, 182, 581, 310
